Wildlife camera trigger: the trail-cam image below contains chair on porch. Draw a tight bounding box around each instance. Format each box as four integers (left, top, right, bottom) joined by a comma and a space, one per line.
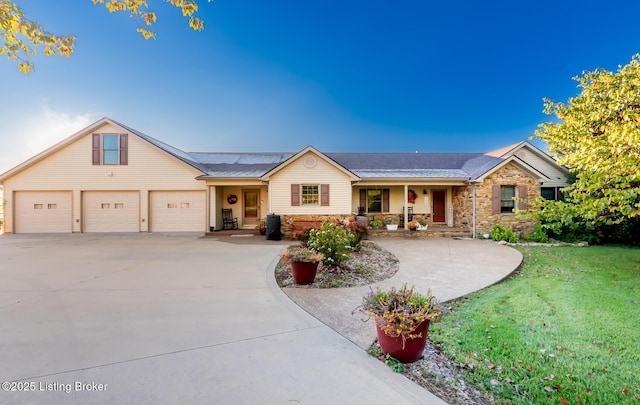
222, 208, 239, 230
399, 207, 414, 227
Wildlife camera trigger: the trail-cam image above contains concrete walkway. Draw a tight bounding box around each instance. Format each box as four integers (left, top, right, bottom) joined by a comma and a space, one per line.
0, 233, 445, 405
282, 237, 523, 349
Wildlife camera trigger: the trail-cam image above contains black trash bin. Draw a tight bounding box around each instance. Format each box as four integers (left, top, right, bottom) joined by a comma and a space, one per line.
266, 214, 283, 241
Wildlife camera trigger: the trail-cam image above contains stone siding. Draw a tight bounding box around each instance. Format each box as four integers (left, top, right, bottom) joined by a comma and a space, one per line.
452, 185, 473, 229
476, 163, 540, 236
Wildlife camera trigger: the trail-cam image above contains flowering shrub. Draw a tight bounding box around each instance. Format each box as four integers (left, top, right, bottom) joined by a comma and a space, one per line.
307, 222, 352, 267
343, 217, 368, 249
354, 284, 443, 344
280, 247, 324, 265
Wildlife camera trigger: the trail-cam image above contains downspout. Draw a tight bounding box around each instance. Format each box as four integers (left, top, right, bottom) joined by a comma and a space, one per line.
472, 181, 477, 239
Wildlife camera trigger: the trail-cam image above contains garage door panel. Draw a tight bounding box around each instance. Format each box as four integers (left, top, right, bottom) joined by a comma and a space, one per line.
83, 191, 139, 232
150, 191, 205, 232
15, 191, 72, 233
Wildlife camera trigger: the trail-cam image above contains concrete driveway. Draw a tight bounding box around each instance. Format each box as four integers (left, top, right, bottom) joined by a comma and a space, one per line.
0, 234, 443, 405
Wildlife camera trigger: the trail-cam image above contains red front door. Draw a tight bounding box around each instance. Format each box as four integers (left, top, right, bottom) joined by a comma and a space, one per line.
432, 191, 446, 223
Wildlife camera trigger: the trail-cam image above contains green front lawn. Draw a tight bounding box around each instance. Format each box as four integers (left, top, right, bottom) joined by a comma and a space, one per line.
430, 246, 640, 404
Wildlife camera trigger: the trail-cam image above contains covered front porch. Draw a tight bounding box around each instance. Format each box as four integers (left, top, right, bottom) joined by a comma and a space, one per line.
352, 181, 472, 231
207, 182, 269, 231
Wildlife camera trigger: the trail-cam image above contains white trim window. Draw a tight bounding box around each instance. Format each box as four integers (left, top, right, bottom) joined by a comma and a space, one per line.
301, 185, 319, 205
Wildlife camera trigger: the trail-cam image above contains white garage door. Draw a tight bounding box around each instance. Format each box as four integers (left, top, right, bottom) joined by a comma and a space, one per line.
150, 191, 206, 232
15, 191, 72, 233
83, 191, 139, 232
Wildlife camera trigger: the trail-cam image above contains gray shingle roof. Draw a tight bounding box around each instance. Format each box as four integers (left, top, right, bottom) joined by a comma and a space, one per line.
325, 152, 486, 170
351, 169, 471, 179
115, 123, 511, 181
187, 151, 506, 180
188, 152, 294, 178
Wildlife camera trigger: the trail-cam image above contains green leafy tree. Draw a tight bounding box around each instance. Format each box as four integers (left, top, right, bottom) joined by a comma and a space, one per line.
0, 0, 212, 74
534, 54, 640, 232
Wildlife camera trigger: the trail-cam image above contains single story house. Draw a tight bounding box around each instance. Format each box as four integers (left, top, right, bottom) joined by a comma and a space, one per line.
0, 117, 570, 236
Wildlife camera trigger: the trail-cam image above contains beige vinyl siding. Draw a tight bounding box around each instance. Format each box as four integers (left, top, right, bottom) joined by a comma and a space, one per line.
2, 123, 206, 233
269, 152, 352, 214
515, 148, 569, 188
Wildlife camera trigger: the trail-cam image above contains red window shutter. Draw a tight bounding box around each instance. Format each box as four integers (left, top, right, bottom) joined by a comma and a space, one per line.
119, 134, 128, 165
517, 185, 528, 210
92, 134, 101, 165
382, 189, 390, 212
359, 189, 366, 210
492, 185, 501, 214
291, 184, 300, 206
320, 184, 329, 206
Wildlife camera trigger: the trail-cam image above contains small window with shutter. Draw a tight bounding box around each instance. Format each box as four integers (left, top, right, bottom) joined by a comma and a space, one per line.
360, 188, 390, 213
492, 185, 528, 213
92, 133, 128, 165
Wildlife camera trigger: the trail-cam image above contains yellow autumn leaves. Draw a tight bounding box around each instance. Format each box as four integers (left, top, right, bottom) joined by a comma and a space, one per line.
1, 0, 212, 73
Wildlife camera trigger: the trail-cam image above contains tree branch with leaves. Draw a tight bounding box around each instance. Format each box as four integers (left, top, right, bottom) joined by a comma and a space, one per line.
0, 0, 212, 74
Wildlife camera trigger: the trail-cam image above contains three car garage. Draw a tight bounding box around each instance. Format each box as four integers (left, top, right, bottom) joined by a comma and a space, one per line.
0, 118, 228, 234
13, 190, 206, 233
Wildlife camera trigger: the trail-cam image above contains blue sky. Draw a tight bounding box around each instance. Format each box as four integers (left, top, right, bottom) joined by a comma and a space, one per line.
2, 0, 640, 174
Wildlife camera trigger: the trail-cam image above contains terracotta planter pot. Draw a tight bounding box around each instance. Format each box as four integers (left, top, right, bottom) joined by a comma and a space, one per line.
376, 320, 430, 363
290, 261, 319, 285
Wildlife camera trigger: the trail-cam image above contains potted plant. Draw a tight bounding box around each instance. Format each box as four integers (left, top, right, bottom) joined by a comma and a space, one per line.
407, 220, 419, 231
354, 284, 443, 363
385, 221, 398, 231
369, 219, 384, 229
256, 218, 267, 235
280, 246, 324, 285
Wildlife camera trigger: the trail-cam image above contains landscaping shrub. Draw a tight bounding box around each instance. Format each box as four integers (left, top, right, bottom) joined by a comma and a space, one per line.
307, 222, 352, 267
490, 224, 518, 243
521, 224, 549, 243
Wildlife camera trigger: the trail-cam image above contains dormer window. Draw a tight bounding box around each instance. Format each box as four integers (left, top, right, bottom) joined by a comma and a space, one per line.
92, 133, 128, 165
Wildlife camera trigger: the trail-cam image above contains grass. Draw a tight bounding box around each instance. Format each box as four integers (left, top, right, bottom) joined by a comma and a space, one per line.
430, 246, 640, 404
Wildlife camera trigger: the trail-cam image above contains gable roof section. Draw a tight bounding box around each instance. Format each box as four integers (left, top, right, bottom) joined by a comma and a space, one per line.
486, 141, 570, 175
0, 117, 208, 181
110, 119, 209, 173
473, 155, 550, 183
260, 146, 360, 181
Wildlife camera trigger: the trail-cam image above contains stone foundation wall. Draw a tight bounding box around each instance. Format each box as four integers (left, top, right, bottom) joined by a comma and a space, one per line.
476, 163, 540, 236
280, 213, 433, 235
281, 214, 351, 235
